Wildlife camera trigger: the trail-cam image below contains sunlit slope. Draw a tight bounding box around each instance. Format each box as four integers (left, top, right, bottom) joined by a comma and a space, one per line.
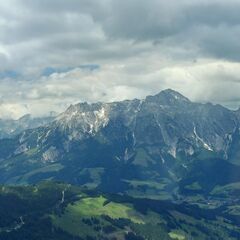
0, 181, 239, 240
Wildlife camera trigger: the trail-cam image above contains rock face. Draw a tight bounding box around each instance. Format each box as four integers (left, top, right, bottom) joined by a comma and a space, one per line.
51, 90, 234, 146
52, 89, 238, 159
0, 89, 240, 196
55, 103, 110, 139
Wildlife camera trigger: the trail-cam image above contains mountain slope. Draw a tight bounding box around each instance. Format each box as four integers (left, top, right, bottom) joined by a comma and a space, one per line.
0, 89, 239, 199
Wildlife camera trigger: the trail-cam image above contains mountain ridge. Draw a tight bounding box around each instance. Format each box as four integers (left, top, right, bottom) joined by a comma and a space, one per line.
0, 113, 56, 139
0, 89, 240, 201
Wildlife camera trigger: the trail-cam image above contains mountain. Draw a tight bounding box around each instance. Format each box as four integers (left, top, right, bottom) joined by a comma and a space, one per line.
0, 89, 240, 201
0, 113, 56, 139
0, 181, 239, 240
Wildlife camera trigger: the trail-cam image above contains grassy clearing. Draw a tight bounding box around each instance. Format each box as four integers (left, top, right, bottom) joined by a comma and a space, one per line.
51, 195, 145, 238
169, 231, 186, 240
17, 163, 64, 184
67, 196, 144, 224
184, 182, 202, 191
211, 182, 240, 196
79, 168, 104, 189
25, 147, 38, 156
227, 205, 240, 216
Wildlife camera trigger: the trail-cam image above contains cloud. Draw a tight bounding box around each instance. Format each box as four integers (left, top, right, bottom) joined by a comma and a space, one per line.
0, 0, 240, 118
1, 59, 240, 119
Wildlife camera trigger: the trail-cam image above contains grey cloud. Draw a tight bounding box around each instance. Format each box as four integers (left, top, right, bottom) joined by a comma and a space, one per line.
97, 1, 240, 61
97, 1, 240, 37
195, 25, 240, 61
0, 0, 240, 117
1, 0, 240, 72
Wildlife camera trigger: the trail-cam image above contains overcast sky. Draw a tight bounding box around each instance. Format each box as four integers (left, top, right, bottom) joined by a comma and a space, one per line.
0, 0, 240, 118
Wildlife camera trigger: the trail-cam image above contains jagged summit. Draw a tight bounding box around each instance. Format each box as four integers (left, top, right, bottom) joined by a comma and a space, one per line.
146, 89, 190, 105
158, 89, 190, 100
63, 89, 191, 116
56, 101, 109, 139
56, 89, 192, 137
67, 101, 105, 112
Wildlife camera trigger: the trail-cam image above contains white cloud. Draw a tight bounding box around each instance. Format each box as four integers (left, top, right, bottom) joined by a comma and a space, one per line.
1, 58, 240, 119
0, 0, 240, 118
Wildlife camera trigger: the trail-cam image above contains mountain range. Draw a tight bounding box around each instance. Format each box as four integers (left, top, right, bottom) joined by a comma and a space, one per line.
0, 113, 56, 139
0, 89, 240, 201
1, 89, 240, 239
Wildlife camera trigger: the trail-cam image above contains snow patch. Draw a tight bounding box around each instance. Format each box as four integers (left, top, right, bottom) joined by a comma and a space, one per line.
168, 146, 177, 158
193, 126, 213, 151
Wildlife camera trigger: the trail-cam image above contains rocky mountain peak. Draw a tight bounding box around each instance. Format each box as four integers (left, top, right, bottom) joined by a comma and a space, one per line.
145, 89, 190, 106
55, 102, 109, 139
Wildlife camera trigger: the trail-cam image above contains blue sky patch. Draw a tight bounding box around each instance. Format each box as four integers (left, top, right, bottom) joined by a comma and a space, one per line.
0, 70, 20, 79
42, 65, 100, 77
